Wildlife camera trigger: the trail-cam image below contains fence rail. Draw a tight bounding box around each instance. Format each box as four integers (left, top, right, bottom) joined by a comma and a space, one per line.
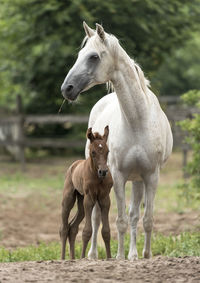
0, 95, 198, 172
0, 115, 89, 125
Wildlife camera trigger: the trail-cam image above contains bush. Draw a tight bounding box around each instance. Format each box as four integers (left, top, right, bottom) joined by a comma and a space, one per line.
178, 90, 200, 201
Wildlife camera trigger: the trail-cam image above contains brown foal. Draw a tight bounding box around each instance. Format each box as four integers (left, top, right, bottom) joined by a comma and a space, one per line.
60, 126, 113, 260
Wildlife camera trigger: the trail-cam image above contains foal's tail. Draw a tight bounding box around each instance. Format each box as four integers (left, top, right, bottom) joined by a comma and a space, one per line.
69, 191, 84, 227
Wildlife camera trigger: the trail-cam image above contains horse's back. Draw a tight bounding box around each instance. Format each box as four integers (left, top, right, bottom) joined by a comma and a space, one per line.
147, 90, 173, 164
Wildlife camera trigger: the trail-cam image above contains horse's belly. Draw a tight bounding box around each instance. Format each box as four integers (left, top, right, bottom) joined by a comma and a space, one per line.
127, 172, 142, 182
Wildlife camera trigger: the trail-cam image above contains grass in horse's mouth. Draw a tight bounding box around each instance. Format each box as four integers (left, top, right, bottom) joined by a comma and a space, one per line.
58, 99, 66, 113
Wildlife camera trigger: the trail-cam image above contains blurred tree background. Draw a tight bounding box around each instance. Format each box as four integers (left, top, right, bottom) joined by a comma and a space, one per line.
0, 0, 200, 115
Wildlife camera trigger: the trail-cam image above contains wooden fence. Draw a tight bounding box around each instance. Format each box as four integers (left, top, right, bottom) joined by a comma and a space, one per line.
0, 95, 198, 171
0, 96, 89, 170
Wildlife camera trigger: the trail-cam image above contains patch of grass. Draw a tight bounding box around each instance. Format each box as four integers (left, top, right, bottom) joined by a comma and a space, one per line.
0, 172, 64, 194
155, 183, 199, 213
0, 242, 60, 262
0, 232, 199, 262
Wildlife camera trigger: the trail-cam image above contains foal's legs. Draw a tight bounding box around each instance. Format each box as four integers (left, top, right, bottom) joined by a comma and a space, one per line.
142, 168, 159, 258
98, 195, 111, 259
128, 181, 144, 260
60, 189, 76, 260
87, 203, 101, 259
81, 194, 95, 258
113, 171, 128, 259
68, 193, 84, 259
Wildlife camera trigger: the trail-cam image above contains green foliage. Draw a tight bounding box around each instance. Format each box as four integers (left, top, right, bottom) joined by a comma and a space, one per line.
0, 0, 200, 113
0, 242, 61, 262
0, 232, 199, 262
153, 33, 200, 95
178, 90, 200, 200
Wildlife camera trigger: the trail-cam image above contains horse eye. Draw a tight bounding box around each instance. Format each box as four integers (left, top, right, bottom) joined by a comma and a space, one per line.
92, 151, 96, 157
90, 54, 99, 60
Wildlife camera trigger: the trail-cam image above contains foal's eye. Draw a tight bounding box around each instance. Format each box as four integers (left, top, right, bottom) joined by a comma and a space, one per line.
91, 151, 96, 157
90, 54, 99, 60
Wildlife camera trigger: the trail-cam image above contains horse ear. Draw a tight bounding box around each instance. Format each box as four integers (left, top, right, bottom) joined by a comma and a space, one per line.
86, 127, 95, 142
103, 125, 109, 142
96, 23, 105, 41
83, 21, 95, 38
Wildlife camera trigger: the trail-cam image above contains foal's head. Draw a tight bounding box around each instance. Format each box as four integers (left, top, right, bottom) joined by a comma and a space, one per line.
61, 22, 118, 101
87, 126, 109, 178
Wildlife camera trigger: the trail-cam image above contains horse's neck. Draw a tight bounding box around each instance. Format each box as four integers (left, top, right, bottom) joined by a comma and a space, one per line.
86, 157, 98, 177
111, 49, 149, 126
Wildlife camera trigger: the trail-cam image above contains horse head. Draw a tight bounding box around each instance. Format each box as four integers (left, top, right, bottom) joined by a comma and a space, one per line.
86, 125, 109, 179
61, 22, 116, 101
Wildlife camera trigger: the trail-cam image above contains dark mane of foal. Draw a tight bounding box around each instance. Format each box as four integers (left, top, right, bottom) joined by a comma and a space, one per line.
93, 132, 103, 140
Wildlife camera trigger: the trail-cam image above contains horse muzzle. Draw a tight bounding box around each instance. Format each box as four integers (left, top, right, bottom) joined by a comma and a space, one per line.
61, 83, 80, 101
61, 74, 90, 101
98, 168, 108, 178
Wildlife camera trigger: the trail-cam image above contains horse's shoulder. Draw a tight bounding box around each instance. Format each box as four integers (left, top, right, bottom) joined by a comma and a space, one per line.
70, 159, 84, 172
90, 93, 117, 115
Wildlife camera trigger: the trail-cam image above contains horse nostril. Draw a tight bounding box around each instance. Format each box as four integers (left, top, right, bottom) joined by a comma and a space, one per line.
98, 169, 108, 177
102, 170, 107, 177
66, 84, 74, 92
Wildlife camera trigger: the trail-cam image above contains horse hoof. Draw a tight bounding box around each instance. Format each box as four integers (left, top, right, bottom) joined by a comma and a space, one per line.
128, 253, 138, 261
88, 250, 98, 260
116, 254, 125, 260
143, 249, 152, 259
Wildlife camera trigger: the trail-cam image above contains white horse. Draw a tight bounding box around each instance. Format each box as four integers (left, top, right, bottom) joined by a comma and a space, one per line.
61, 22, 173, 260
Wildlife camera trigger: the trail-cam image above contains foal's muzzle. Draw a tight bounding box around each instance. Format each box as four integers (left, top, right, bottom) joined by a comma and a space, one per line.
98, 168, 108, 178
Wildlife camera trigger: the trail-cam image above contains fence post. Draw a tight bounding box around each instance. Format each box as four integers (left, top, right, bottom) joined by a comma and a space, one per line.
16, 95, 25, 171
182, 144, 189, 179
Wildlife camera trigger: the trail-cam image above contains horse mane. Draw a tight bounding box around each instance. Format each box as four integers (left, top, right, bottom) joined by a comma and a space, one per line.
81, 32, 150, 95
93, 132, 103, 140
81, 36, 88, 48
134, 63, 150, 94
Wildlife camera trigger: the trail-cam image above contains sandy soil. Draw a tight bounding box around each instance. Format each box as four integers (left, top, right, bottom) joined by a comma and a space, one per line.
0, 153, 199, 248
0, 153, 199, 282
0, 257, 200, 283
0, 189, 199, 248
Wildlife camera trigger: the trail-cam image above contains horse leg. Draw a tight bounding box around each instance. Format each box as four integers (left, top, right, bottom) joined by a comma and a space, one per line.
98, 195, 111, 259
128, 180, 144, 260
142, 169, 159, 258
60, 189, 76, 260
113, 172, 128, 260
87, 203, 101, 259
81, 194, 95, 258
68, 193, 84, 259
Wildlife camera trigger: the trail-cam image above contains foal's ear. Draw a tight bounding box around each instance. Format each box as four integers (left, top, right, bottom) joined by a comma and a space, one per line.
83, 21, 95, 38
86, 127, 95, 142
96, 23, 106, 41
103, 125, 109, 142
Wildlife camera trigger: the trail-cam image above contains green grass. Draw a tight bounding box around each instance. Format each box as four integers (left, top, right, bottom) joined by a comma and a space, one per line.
0, 171, 64, 194
0, 232, 199, 262
155, 183, 200, 213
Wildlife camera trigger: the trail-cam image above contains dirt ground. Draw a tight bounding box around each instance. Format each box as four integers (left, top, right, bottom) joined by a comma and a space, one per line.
0, 153, 199, 248
0, 173, 199, 249
0, 153, 199, 282
0, 257, 200, 283
0, 189, 199, 248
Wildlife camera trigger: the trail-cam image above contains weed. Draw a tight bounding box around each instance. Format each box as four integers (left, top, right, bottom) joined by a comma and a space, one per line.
0, 232, 199, 262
